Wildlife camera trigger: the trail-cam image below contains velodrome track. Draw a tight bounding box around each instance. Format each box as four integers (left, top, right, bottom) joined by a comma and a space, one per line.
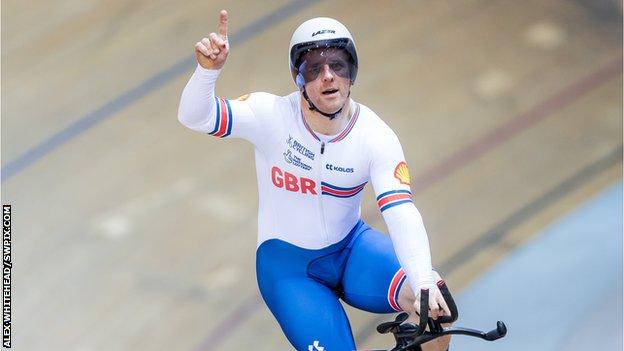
1, 1, 622, 350
455, 181, 622, 350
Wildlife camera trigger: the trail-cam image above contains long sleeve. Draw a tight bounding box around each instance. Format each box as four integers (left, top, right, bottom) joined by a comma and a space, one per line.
178, 65, 222, 133
178, 64, 274, 144
369, 129, 435, 293
382, 202, 435, 291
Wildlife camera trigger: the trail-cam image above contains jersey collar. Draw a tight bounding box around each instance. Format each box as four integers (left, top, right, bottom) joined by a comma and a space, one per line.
301, 103, 360, 143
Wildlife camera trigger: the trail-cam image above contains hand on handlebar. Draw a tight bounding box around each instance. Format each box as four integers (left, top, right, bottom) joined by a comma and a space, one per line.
413, 283, 451, 321
378, 285, 505, 350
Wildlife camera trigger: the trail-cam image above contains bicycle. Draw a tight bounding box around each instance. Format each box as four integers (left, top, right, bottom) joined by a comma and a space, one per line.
371, 285, 507, 351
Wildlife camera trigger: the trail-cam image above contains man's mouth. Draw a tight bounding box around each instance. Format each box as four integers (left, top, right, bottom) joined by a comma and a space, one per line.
322, 88, 339, 95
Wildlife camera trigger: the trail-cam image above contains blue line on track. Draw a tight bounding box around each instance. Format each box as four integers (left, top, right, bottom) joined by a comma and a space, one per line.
454, 180, 623, 351
1, 0, 319, 182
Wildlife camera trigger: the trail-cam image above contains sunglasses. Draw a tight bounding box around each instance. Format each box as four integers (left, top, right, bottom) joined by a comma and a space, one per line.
297, 49, 353, 83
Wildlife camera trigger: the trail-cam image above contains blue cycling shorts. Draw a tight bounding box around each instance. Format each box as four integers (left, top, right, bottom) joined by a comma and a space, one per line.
256, 220, 411, 350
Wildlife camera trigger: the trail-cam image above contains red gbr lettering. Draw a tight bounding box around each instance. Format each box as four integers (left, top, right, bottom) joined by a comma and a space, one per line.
284, 172, 299, 192
271, 166, 317, 195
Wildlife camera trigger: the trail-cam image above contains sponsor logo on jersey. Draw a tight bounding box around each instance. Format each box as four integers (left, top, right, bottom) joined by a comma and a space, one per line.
308, 340, 325, 351
325, 164, 354, 173
271, 166, 317, 195
394, 161, 411, 185
236, 93, 250, 101
284, 150, 312, 171
287, 135, 315, 160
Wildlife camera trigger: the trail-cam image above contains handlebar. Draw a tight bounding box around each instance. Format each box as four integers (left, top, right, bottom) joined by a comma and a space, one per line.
376, 287, 507, 351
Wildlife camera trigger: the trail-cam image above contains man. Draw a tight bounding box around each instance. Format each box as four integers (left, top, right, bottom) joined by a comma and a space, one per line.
178, 10, 454, 350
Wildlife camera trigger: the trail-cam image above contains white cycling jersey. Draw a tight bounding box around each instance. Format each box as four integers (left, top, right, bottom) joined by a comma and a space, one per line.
178, 65, 435, 291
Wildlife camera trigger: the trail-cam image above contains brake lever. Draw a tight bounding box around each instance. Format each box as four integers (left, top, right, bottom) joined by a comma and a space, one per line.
484, 321, 508, 340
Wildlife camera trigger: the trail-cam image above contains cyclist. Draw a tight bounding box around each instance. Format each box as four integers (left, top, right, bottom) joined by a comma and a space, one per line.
178, 10, 454, 351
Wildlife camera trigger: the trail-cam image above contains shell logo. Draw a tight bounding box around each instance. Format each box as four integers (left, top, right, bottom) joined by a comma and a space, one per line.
394, 161, 411, 185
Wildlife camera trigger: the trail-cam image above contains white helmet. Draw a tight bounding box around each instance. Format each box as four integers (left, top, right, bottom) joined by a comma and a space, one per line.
289, 17, 358, 88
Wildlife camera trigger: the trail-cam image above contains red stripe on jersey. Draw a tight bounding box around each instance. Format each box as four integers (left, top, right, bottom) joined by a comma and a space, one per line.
214, 98, 229, 137
388, 268, 405, 312
321, 184, 366, 196
377, 193, 412, 208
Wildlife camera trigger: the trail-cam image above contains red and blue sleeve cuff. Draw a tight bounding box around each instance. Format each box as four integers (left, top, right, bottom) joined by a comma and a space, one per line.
377, 189, 413, 213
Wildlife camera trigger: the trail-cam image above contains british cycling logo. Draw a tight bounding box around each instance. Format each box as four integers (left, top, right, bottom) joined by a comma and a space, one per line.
284, 150, 312, 171
287, 135, 315, 160
308, 340, 324, 351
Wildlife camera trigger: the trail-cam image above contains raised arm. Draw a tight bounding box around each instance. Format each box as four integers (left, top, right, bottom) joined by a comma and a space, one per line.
178, 10, 278, 144
178, 10, 231, 133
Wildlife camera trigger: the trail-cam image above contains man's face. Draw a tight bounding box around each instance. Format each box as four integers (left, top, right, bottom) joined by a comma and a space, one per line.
298, 48, 352, 114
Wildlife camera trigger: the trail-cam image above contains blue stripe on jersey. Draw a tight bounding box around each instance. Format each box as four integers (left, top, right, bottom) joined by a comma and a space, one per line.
321, 191, 365, 198
321, 181, 367, 198
321, 181, 367, 191
379, 199, 413, 213
376, 189, 412, 201
224, 99, 233, 138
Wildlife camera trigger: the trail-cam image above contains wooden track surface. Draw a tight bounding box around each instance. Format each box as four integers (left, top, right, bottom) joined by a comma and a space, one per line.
1, 1, 621, 350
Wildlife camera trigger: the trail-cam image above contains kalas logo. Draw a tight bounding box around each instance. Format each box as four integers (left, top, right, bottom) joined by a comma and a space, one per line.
311, 29, 336, 37
326, 164, 354, 173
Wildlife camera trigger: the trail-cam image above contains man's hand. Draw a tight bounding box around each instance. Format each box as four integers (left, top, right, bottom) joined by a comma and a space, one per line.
413, 283, 451, 320
195, 10, 229, 70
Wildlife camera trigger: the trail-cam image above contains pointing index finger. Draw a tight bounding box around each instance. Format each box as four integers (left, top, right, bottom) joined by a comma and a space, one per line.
218, 10, 228, 38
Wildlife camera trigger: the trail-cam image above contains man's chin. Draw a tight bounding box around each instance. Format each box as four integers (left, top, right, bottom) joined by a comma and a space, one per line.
317, 100, 346, 114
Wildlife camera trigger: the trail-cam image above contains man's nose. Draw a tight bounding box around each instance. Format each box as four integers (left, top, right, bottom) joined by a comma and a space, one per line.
321, 64, 334, 81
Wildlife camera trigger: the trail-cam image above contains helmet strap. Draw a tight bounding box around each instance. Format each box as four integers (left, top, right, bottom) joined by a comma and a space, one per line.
301, 87, 350, 120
